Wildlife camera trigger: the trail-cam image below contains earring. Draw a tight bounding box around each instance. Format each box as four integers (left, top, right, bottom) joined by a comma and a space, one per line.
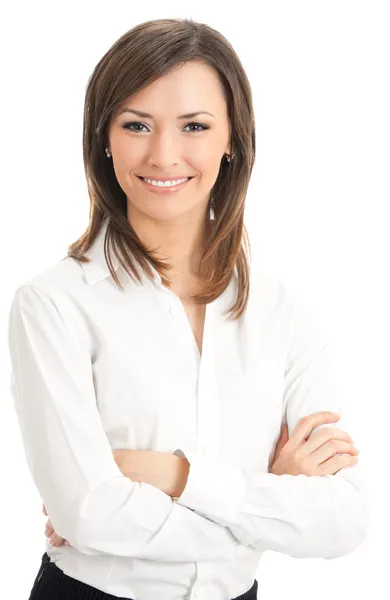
105, 147, 112, 158
226, 152, 234, 162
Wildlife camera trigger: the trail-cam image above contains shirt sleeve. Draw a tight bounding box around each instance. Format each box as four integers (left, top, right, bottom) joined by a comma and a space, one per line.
7, 283, 244, 562
175, 297, 370, 559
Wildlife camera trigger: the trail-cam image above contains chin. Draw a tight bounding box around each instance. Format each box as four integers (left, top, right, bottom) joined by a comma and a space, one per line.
147, 208, 193, 222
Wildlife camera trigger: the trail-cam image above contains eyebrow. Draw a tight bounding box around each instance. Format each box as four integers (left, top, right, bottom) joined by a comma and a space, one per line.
118, 108, 215, 119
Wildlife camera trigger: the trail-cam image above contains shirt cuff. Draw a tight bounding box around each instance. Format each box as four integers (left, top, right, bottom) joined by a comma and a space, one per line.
173, 448, 248, 527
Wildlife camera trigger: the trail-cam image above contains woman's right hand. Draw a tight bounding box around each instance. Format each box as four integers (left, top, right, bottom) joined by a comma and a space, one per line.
269, 411, 360, 476
42, 504, 69, 547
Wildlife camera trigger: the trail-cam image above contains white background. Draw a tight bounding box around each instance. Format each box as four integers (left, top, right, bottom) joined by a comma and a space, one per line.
0, 1, 388, 597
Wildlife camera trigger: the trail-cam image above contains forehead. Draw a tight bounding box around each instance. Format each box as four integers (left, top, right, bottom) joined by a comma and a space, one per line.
117, 61, 227, 117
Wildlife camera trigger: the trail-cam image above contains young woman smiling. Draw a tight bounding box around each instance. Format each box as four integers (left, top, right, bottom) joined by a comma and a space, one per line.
8, 17, 368, 600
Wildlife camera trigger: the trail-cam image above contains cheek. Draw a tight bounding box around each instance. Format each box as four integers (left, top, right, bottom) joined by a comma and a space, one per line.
198, 162, 223, 185
191, 152, 221, 174
112, 163, 126, 189
112, 159, 135, 190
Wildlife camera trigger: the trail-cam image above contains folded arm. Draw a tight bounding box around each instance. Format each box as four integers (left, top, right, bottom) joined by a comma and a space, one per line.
175, 297, 370, 559
111, 448, 190, 500
8, 283, 243, 562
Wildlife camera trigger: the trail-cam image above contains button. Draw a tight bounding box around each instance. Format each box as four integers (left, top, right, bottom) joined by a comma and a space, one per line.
168, 305, 176, 316
174, 449, 186, 458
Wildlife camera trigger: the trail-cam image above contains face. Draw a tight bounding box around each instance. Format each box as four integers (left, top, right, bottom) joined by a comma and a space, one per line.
107, 61, 232, 224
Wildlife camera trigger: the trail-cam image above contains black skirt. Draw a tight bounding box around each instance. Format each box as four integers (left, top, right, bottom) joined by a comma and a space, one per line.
29, 552, 259, 599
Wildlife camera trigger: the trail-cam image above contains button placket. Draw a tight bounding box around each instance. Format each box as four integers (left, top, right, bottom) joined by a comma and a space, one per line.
191, 561, 214, 599
165, 292, 202, 363
161, 286, 222, 460
196, 302, 221, 459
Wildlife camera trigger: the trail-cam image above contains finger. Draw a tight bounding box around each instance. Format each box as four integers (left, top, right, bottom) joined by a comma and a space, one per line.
275, 424, 289, 448
313, 440, 359, 464
271, 425, 289, 464
49, 532, 65, 546
42, 504, 47, 516
45, 521, 54, 537
280, 423, 289, 440
304, 427, 353, 454
289, 412, 340, 448
317, 452, 359, 476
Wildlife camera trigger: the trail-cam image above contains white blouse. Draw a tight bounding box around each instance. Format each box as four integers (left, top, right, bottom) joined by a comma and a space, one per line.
7, 220, 369, 600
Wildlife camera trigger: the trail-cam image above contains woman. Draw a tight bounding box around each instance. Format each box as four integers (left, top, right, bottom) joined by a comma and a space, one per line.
8, 17, 368, 600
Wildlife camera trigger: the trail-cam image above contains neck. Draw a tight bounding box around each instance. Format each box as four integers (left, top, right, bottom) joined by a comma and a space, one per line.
127, 204, 209, 283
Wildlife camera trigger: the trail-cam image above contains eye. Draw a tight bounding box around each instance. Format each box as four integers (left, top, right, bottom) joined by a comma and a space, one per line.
123, 122, 148, 133
183, 122, 210, 132
122, 121, 210, 133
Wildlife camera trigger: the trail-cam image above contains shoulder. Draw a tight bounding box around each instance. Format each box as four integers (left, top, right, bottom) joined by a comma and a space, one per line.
12, 256, 86, 299
248, 265, 324, 336
249, 265, 297, 317
8, 257, 96, 350
9, 258, 90, 331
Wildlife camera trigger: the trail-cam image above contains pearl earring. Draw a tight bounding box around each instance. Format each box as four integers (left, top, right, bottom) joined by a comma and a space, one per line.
105, 147, 111, 158
226, 152, 235, 162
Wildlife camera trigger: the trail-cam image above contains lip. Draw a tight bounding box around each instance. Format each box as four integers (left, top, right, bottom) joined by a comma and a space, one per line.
137, 176, 194, 194
137, 176, 193, 181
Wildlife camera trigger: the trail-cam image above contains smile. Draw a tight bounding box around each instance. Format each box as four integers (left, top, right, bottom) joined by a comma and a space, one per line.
137, 176, 193, 193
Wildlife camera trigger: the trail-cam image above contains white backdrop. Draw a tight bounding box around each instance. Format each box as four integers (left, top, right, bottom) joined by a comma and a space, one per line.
0, 1, 387, 597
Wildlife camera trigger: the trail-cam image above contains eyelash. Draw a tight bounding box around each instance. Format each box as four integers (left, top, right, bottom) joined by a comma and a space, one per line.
122, 121, 210, 133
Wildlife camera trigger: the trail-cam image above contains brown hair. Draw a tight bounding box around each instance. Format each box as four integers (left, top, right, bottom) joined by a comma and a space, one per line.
67, 17, 256, 320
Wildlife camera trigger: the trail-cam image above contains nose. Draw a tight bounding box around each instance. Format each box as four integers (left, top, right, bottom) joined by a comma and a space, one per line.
147, 133, 181, 169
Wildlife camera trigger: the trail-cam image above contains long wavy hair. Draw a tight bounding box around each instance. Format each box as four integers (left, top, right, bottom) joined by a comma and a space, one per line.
66, 17, 256, 321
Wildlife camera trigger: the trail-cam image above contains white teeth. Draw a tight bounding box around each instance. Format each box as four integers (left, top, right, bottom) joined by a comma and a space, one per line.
142, 177, 189, 187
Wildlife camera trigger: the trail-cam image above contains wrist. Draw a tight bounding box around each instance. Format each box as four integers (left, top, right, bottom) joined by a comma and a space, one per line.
172, 456, 190, 498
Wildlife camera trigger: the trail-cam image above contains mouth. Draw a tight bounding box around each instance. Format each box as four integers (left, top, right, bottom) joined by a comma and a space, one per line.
136, 176, 194, 193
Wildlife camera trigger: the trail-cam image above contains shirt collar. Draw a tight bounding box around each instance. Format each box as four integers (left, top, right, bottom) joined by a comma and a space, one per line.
80, 220, 238, 291
80, 221, 162, 287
